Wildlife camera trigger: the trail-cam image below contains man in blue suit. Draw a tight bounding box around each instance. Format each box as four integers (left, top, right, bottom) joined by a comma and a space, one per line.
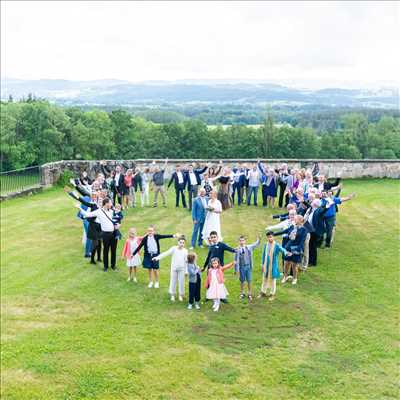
190, 188, 208, 249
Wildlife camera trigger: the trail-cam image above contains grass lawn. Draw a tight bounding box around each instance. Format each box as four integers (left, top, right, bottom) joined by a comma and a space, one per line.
1, 179, 399, 400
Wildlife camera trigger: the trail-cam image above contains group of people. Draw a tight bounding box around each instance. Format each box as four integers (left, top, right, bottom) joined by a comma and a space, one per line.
65, 160, 355, 312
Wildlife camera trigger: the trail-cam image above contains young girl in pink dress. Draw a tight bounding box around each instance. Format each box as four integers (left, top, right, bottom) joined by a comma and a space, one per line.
205, 258, 234, 312
121, 228, 142, 282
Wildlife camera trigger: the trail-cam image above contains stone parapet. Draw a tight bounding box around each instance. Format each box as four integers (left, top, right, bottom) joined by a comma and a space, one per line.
40, 159, 400, 185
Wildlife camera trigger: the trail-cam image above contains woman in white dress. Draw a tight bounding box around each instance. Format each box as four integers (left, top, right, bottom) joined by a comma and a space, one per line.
202, 190, 223, 244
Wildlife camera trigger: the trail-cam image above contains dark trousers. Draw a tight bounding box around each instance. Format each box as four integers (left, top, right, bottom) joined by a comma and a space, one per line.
261, 185, 268, 206
278, 183, 287, 208
112, 191, 122, 206
133, 180, 142, 192
308, 232, 320, 266
91, 239, 102, 262
189, 275, 201, 304
175, 186, 187, 207
102, 232, 117, 270
232, 183, 243, 205
281, 237, 294, 275
324, 216, 336, 247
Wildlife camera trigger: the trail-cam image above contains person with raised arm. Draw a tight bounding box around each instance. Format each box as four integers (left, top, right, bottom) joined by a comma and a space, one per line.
153, 235, 188, 302
121, 227, 143, 282
65, 184, 103, 264
100, 161, 126, 207
205, 258, 235, 312
258, 161, 279, 208
257, 231, 290, 301
202, 230, 235, 271
78, 197, 121, 272
186, 163, 208, 211
320, 190, 355, 248
132, 225, 179, 288
234, 235, 261, 301
282, 215, 308, 286
277, 163, 290, 208
303, 199, 329, 267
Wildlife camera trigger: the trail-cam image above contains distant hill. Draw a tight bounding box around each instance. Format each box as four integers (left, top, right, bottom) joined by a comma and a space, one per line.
1, 78, 398, 109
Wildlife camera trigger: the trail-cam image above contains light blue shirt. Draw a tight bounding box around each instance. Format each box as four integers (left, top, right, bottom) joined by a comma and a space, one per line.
247, 169, 259, 187
147, 235, 158, 254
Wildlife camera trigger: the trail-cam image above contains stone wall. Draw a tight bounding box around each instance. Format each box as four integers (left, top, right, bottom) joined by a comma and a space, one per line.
40, 159, 400, 186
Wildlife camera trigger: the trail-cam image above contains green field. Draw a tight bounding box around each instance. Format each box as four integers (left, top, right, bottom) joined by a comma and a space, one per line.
1, 180, 399, 400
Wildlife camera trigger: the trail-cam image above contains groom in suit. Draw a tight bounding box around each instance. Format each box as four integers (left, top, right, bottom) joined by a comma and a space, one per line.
190, 188, 208, 250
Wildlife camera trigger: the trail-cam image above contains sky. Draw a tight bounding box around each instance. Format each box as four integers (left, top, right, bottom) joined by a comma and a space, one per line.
1, 1, 399, 88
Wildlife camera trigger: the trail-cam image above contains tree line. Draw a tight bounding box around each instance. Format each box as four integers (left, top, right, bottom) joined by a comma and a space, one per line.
1, 99, 399, 171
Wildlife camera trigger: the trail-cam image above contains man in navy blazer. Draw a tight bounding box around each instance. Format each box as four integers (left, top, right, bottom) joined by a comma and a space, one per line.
303, 199, 329, 266
168, 164, 188, 208
190, 188, 208, 249
186, 163, 208, 211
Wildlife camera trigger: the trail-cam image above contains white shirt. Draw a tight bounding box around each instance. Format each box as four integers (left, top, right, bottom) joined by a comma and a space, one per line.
177, 171, 184, 184
147, 235, 158, 254
156, 246, 188, 271
189, 172, 197, 186
266, 218, 294, 232
306, 209, 315, 229
115, 173, 121, 187
81, 208, 115, 232
247, 169, 260, 187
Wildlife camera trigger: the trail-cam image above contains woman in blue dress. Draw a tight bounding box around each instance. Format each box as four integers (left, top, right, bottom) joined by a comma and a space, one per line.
258, 161, 278, 208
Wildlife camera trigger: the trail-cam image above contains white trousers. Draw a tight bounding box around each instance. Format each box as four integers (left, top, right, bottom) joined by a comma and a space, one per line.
129, 186, 136, 206
302, 233, 311, 269
261, 277, 276, 295
169, 268, 185, 296
141, 183, 150, 206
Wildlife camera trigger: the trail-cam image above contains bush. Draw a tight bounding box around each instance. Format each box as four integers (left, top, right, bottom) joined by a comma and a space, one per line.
56, 169, 75, 187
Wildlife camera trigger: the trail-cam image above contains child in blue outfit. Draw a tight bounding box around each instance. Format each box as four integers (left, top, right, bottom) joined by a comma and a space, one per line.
234, 235, 260, 301
112, 204, 124, 240
258, 231, 290, 301
187, 252, 201, 310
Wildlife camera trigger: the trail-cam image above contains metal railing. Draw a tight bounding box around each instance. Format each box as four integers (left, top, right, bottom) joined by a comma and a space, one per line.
0, 166, 42, 196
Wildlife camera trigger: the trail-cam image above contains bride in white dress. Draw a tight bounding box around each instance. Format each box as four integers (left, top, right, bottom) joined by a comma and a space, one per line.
202, 190, 223, 244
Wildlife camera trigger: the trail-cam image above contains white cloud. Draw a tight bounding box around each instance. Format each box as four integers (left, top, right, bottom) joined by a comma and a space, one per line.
1, 1, 399, 87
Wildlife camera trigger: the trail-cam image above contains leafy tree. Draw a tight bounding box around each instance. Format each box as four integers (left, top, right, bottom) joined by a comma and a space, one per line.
82, 110, 116, 159
335, 144, 362, 159
261, 113, 274, 157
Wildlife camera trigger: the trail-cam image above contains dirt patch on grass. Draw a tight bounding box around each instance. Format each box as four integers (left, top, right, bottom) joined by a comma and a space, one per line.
296, 329, 327, 352
1, 368, 40, 385
1, 296, 90, 341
